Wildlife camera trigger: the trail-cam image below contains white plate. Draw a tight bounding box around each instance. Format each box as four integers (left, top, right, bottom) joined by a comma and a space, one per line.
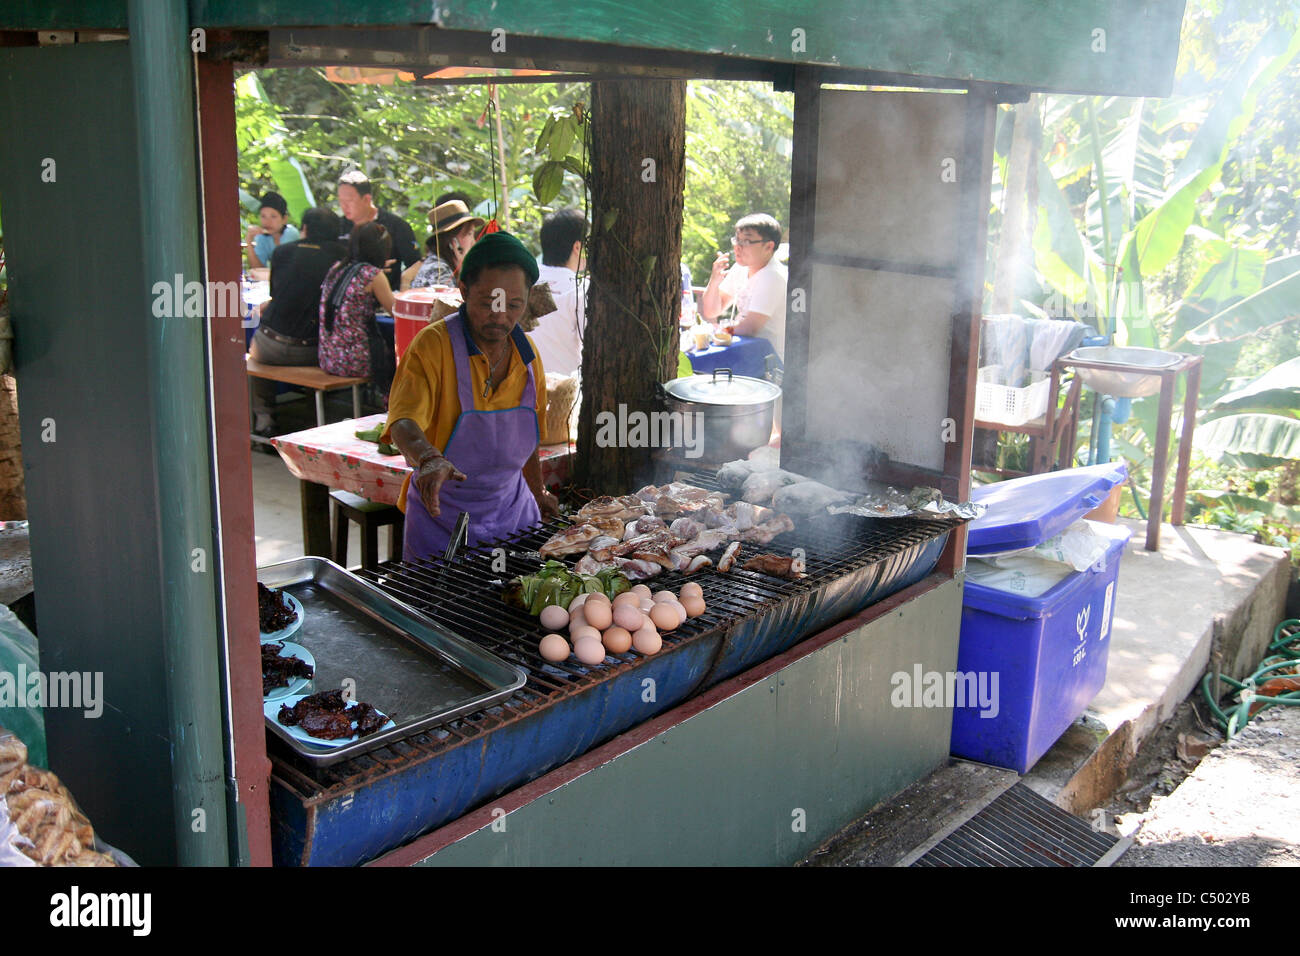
260, 591, 304, 643
262, 641, 315, 701
265, 694, 395, 749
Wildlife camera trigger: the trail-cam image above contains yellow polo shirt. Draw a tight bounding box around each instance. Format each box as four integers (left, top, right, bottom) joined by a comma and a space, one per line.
382, 316, 548, 511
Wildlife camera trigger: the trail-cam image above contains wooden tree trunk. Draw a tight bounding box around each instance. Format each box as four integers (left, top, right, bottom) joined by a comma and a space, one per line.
0, 278, 22, 520
0, 375, 24, 520
575, 79, 687, 495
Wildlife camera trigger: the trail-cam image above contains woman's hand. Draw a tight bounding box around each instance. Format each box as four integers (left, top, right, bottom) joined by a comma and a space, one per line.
413, 453, 467, 517
535, 488, 560, 520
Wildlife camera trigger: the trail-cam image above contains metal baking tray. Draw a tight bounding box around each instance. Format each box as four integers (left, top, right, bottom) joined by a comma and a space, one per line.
258, 556, 526, 767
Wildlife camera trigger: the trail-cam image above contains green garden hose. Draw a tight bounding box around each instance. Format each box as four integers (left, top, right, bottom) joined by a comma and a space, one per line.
1200, 619, 1300, 739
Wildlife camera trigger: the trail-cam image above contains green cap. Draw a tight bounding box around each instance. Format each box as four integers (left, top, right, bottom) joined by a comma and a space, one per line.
460, 230, 539, 287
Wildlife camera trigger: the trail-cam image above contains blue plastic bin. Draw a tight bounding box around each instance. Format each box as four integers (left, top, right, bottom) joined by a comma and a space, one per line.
951, 463, 1131, 773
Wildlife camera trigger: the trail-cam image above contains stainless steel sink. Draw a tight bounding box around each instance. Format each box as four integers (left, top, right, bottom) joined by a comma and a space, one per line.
1066, 346, 1181, 398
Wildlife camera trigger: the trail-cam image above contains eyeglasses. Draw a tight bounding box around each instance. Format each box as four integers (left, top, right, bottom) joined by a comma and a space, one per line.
731, 236, 768, 247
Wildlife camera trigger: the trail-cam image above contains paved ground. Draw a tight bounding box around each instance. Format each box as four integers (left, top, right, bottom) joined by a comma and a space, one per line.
1116, 703, 1300, 866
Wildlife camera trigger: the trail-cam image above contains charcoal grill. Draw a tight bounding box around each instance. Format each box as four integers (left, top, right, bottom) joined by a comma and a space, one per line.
267, 475, 962, 866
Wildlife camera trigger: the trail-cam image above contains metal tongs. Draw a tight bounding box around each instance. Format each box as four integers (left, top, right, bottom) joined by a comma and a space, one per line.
444, 511, 470, 566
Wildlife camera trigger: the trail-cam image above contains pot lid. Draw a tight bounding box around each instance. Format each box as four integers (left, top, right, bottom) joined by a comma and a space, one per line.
663, 371, 781, 405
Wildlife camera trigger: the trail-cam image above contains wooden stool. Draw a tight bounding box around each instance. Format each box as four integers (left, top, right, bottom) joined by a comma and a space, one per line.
330, 490, 403, 571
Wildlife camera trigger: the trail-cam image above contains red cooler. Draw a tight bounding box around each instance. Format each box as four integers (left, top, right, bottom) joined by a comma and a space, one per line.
393, 287, 460, 361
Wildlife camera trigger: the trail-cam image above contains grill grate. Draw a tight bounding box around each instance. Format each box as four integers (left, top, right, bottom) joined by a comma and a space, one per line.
268, 473, 959, 798
908, 783, 1124, 867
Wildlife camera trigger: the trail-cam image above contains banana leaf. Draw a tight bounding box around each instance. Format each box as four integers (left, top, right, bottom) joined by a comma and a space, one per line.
1195, 413, 1300, 464
1204, 356, 1300, 419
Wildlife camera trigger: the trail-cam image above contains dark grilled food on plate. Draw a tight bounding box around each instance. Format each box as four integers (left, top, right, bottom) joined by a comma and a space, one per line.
261, 641, 315, 695
258, 582, 298, 632
277, 688, 391, 741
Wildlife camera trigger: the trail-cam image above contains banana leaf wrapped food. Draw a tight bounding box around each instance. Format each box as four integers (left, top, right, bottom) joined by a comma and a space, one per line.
503, 561, 631, 615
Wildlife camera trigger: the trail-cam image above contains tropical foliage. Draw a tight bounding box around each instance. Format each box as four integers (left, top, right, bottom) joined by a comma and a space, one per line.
235, 69, 792, 282
987, 0, 1300, 557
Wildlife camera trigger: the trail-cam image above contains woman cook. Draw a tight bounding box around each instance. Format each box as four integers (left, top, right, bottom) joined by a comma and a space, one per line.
383, 231, 561, 560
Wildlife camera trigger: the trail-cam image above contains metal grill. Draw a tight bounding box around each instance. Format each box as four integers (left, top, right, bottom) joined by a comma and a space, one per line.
909, 783, 1123, 867
268, 477, 959, 800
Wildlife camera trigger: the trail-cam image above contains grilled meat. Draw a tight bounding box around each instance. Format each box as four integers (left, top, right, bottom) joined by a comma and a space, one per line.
739, 514, 797, 545
296, 709, 355, 740
539, 522, 606, 557
668, 529, 732, 558
624, 514, 668, 539
258, 583, 297, 633
276, 688, 388, 742
668, 516, 705, 541
717, 541, 742, 573
577, 495, 649, 522
741, 553, 807, 579
351, 702, 389, 737
261, 641, 314, 695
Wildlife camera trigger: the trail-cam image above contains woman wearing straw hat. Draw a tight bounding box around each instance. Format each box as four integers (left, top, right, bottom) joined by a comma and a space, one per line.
402, 198, 486, 291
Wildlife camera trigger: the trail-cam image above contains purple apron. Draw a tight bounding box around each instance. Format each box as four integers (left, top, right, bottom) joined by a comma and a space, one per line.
402, 311, 542, 561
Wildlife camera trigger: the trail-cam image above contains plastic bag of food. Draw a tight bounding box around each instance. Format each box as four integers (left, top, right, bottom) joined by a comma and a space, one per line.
0, 795, 37, 867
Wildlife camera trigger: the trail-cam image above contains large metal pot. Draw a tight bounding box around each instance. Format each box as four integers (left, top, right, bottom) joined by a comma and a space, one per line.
658, 369, 781, 466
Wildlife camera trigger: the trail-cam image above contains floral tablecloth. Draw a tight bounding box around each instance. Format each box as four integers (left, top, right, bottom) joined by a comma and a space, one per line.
271, 414, 575, 506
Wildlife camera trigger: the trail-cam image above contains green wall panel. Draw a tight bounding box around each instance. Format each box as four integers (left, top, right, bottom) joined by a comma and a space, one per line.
412, 578, 964, 866
3, 1, 1185, 96
0, 41, 177, 865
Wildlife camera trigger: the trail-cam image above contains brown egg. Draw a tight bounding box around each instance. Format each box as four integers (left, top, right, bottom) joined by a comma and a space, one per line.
574, 637, 606, 666
567, 608, 587, 633
681, 595, 706, 618
632, 623, 662, 655
539, 633, 570, 662
584, 600, 613, 630
639, 597, 655, 613
539, 604, 570, 631
570, 624, 602, 645
649, 602, 679, 632
613, 603, 645, 633
567, 592, 590, 612
631, 584, 652, 598
652, 590, 677, 604
602, 625, 633, 654
584, 591, 611, 607
669, 600, 688, 628
679, 581, 703, 601
612, 591, 641, 608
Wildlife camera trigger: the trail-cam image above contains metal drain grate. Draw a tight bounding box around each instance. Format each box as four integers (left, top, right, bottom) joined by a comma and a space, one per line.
905, 783, 1129, 867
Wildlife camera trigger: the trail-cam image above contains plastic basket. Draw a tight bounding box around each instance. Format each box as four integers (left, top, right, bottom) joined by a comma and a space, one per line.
975, 367, 1050, 427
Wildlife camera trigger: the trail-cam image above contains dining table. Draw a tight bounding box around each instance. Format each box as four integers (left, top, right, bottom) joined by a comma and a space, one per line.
271, 413, 576, 556
684, 332, 782, 381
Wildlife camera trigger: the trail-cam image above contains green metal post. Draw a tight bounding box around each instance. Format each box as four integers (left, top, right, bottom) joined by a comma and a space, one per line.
128, 0, 230, 865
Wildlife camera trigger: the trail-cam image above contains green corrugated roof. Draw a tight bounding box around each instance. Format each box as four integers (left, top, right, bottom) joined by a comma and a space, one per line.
1, 0, 1186, 96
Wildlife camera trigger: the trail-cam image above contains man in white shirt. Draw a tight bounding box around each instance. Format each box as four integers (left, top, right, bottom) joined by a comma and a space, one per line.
529, 208, 588, 376
700, 213, 787, 360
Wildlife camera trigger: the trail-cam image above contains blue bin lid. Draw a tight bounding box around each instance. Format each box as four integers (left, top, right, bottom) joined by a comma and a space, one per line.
966, 462, 1128, 554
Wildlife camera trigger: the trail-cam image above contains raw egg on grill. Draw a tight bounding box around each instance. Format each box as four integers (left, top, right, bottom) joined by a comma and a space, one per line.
574, 637, 606, 666
649, 602, 679, 632
681, 595, 706, 618
583, 600, 613, 630
570, 624, 602, 645
613, 603, 645, 632
679, 581, 703, 601
539, 604, 569, 631
539, 634, 570, 662
632, 624, 662, 655
631, 584, 652, 599
602, 625, 633, 654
